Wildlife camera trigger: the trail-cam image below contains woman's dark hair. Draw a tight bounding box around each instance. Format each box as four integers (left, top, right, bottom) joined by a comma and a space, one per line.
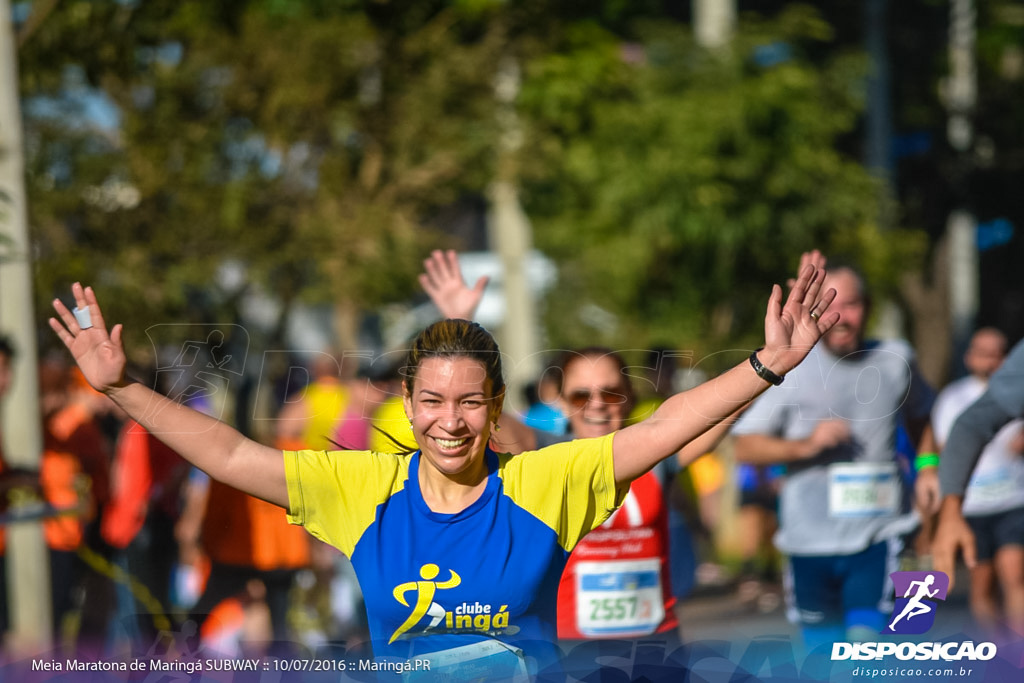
403, 319, 505, 404
825, 261, 871, 307
364, 319, 505, 457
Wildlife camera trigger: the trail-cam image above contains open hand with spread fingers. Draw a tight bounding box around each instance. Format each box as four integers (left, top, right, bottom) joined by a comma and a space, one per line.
758, 250, 839, 377
785, 250, 827, 289
418, 249, 489, 321
49, 282, 128, 394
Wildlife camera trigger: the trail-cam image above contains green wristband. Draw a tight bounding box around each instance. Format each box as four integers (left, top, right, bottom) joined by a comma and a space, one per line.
914, 453, 940, 471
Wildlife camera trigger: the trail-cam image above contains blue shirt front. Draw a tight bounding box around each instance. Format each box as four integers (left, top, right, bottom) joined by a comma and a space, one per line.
284, 433, 623, 672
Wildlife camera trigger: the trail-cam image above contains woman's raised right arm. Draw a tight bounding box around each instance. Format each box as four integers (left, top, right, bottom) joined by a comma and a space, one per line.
50, 283, 288, 508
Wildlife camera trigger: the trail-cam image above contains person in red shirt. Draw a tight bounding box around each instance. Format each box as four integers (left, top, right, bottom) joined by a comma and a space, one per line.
552, 348, 682, 645
415, 251, 726, 653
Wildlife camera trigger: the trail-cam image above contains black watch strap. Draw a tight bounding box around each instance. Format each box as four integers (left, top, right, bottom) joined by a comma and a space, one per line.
749, 348, 784, 386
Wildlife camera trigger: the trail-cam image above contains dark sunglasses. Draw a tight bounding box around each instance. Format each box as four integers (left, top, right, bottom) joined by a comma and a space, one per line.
565, 387, 629, 410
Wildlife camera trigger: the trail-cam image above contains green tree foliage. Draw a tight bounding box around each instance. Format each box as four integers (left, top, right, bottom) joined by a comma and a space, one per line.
19, 0, 507, 352
17, 1, 936, 363
518, 6, 924, 356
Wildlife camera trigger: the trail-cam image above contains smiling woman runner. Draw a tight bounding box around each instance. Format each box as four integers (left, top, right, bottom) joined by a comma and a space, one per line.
49, 255, 836, 679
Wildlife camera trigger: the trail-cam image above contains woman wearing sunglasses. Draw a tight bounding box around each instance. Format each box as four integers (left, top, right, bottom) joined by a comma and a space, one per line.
545, 347, 735, 672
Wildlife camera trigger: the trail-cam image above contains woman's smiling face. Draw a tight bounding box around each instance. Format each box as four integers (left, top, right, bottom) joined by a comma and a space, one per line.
559, 354, 632, 439
404, 356, 499, 478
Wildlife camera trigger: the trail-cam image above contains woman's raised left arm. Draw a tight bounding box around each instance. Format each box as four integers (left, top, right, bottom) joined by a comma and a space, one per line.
612, 253, 838, 484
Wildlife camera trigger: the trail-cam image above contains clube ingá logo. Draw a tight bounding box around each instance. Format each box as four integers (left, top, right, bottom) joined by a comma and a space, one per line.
882, 570, 949, 635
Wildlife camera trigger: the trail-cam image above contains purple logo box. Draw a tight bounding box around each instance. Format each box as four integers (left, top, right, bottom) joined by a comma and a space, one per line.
883, 571, 950, 635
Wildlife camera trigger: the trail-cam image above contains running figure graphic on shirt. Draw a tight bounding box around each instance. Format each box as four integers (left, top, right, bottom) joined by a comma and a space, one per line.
888, 574, 940, 631
390, 563, 462, 643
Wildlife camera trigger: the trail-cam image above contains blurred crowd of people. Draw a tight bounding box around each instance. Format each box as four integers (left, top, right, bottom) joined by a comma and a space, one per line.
0, 250, 1022, 665
0, 335, 380, 659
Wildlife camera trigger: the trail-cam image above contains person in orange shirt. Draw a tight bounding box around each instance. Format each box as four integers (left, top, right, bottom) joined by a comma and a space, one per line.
185, 475, 310, 649
183, 371, 319, 653
102, 412, 190, 650
40, 361, 114, 646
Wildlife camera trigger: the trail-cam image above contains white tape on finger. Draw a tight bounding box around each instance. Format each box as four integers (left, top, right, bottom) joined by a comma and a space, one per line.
73, 306, 93, 330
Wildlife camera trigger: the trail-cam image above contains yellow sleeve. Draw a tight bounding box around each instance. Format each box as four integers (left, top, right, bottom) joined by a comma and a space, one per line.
284, 449, 409, 556
498, 433, 628, 551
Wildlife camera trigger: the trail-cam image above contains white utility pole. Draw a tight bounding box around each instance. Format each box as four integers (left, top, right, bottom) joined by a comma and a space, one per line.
945, 0, 978, 373
694, 0, 735, 48
0, 0, 52, 652
489, 56, 539, 406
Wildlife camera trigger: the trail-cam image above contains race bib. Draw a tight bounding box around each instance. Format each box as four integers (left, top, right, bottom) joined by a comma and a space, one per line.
402, 639, 528, 683
966, 469, 1018, 507
575, 559, 664, 638
828, 462, 900, 518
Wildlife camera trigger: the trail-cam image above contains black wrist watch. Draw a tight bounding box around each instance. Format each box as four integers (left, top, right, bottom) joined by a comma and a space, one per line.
749, 348, 785, 386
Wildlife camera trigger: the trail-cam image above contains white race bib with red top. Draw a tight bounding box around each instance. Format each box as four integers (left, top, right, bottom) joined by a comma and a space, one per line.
573, 558, 664, 638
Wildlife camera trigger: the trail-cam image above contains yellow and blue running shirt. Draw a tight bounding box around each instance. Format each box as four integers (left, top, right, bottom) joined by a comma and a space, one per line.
284, 433, 623, 669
